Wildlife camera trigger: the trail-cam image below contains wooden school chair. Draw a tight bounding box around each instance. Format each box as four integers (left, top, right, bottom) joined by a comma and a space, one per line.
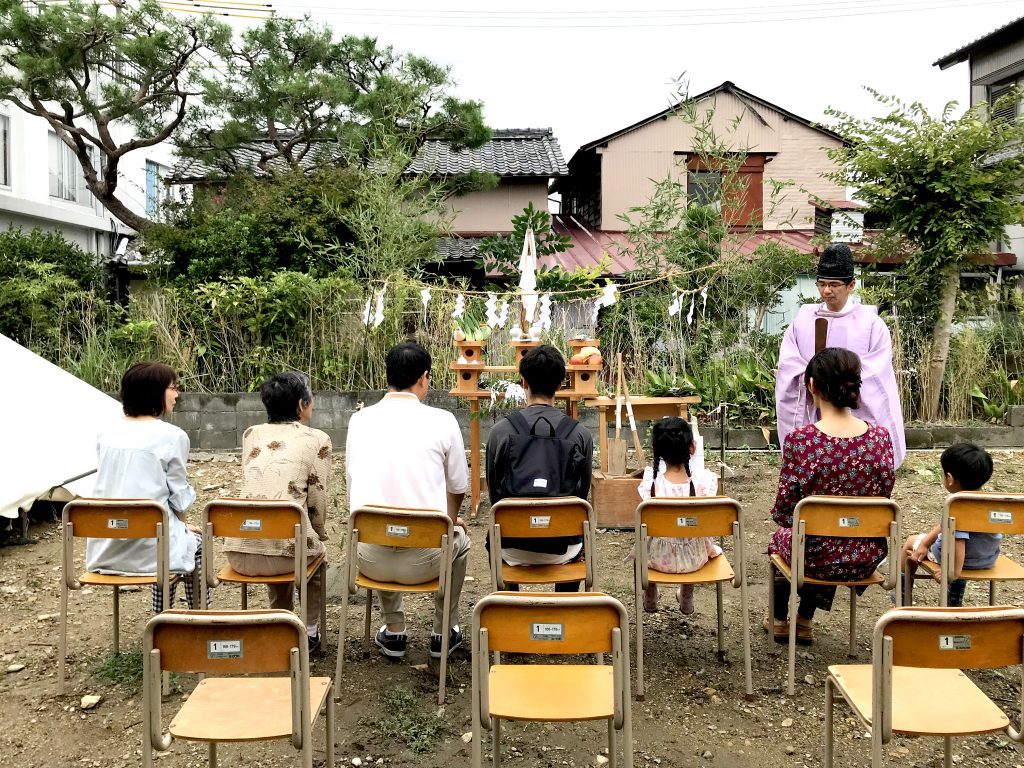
142, 609, 334, 768
470, 593, 634, 768
767, 495, 901, 696
633, 496, 753, 700
488, 497, 595, 591
59, 498, 197, 694
335, 505, 455, 704
824, 606, 1024, 768
908, 491, 1024, 606
202, 499, 327, 632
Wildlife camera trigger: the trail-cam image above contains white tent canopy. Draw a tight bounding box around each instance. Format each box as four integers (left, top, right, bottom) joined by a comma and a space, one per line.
0, 334, 123, 519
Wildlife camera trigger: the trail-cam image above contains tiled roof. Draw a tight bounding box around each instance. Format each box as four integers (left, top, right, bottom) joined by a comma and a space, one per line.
934, 15, 1024, 69
435, 236, 485, 263
408, 128, 567, 177
170, 128, 567, 183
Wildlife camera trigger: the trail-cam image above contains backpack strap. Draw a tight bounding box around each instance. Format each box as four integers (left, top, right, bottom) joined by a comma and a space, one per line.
507, 410, 532, 436
554, 415, 579, 440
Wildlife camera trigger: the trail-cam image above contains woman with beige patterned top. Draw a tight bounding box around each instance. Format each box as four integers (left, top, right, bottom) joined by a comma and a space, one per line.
223, 371, 332, 651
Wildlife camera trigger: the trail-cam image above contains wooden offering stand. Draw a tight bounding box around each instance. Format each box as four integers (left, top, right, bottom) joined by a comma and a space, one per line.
584, 394, 701, 528
450, 337, 604, 518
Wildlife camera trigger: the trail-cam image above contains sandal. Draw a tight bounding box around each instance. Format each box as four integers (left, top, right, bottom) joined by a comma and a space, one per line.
762, 616, 788, 644
643, 583, 659, 613
795, 619, 814, 646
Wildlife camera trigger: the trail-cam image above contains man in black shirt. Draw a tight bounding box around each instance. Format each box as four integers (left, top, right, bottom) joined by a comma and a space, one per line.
485, 345, 594, 591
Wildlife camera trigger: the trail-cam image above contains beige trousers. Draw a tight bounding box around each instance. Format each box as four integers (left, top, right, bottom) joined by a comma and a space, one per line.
356, 527, 471, 634
226, 542, 325, 627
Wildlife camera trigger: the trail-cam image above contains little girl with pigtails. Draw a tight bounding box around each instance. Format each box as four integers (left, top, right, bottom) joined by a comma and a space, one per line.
637, 416, 722, 614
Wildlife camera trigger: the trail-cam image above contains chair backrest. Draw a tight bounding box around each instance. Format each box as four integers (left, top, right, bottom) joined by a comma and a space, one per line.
64, 498, 167, 539
878, 606, 1024, 670
795, 496, 899, 538
490, 497, 592, 539
144, 609, 307, 675
946, 492, 1024, 536
636, 497, 740, 539
204, 499, 305, 540
473, 592, 626, 655
349, 506, 451, 549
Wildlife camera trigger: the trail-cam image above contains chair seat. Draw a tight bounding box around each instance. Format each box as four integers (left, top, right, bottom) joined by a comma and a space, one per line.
488, 665, 614, 722
771, 554, 884, 587
649, 554, 734, 584
919, 555, 1024, 581
169, 676, 332, 742
355, 574, 440, 593
217, 555, 325, 585
827, 664, 1009, 736
502, 560, 587, 585
80, 572, 158, 587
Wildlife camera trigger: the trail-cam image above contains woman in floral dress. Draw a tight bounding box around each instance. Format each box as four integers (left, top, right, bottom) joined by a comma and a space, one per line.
766, 348, 896, 644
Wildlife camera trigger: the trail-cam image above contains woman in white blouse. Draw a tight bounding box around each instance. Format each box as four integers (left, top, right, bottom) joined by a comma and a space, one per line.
86, 362, 205, 611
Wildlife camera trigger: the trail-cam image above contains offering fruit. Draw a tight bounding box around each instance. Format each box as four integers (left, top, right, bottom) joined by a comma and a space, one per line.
569, 346, 602, 365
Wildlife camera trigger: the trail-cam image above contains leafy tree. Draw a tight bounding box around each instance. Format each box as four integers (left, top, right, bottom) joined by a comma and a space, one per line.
143, 167, 360, 282
0, 0, 229, 231
825, 89, 1024, 419
185, 16, 489, 175
722, 241, 816, 332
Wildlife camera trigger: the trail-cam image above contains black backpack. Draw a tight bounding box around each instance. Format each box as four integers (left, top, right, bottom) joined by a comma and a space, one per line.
500, 410, 583, 497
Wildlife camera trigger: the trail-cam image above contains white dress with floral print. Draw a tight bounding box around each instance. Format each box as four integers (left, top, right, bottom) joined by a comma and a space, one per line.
638, 464, 722, 573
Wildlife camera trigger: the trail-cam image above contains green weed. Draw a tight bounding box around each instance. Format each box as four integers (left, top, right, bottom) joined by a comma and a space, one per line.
373, 687, 450, 754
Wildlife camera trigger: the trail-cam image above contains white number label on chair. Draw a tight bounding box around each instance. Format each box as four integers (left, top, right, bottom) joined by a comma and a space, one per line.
938, 634, 972, 651
838, 517, 860, 528
990, 510, 1013, 524
676, 516, 698, 527
530, 623, 564, 641
386, 524, 409, 538
106, 518, 128, 530
530, 516, 551, 528
240, 519, 262, 532
208, 639, 243, 658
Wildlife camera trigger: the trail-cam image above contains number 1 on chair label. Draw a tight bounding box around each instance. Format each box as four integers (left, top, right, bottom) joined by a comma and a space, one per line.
838, 517, 860, 528
208, 640, 243, 658
530, 623, 564, 641
386, 525, 409, 537
107, 519, 128, 530
676, 516, 698, 527
240, 519, 262, 532
530, 516, 551, 528
990, 510, 1013, 524
938, 634, 971, 651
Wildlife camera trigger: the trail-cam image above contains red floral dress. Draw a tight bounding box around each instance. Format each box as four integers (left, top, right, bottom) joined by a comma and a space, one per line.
768, 423, 895, 610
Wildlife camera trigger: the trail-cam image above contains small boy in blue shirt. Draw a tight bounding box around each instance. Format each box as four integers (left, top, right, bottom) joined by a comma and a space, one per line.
900, 443, 999, 606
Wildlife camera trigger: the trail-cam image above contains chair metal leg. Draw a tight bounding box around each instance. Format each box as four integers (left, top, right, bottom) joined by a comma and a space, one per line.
326, 686, 336, 768
848, 587, 857, 659
59, 579, 68, 695
766, 560, 776, 627
634, 567, 645, 701
824, 676, 835, 768
607, 718, 617, 768
335, 583, 350, 683
492, 717, 501, 768
787, 578, 798, 696
320, 565, 328, 635
362, 589, 373, 659
241, 584, 247, 610
943, 737, 952, 768
739, 575, 753, 699
715, 581, 726, 662
112, 587, 120, 654
989, 580, 997, 606
208, 742, 217, 767
438, 580, 453, 705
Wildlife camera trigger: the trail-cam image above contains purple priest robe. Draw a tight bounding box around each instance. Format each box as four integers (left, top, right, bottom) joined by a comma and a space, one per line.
775, 302, 906, 468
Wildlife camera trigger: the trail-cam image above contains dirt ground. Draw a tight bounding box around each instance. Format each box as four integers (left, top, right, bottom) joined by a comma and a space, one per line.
2, 450, 1023, 768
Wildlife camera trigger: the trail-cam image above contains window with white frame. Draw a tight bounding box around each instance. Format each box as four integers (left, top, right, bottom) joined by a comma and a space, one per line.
48, 132, 96, 206
0, 114, 10, 187
145, 159, 168, 218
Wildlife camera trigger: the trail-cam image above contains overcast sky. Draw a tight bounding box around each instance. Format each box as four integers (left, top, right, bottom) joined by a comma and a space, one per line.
191, 0, 1021, 163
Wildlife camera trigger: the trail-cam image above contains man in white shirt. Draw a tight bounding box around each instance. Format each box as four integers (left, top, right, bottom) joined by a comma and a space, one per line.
346, 342, 471, 659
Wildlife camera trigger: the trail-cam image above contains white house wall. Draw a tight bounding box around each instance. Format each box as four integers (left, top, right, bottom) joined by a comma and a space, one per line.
447, 180, 550, 233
